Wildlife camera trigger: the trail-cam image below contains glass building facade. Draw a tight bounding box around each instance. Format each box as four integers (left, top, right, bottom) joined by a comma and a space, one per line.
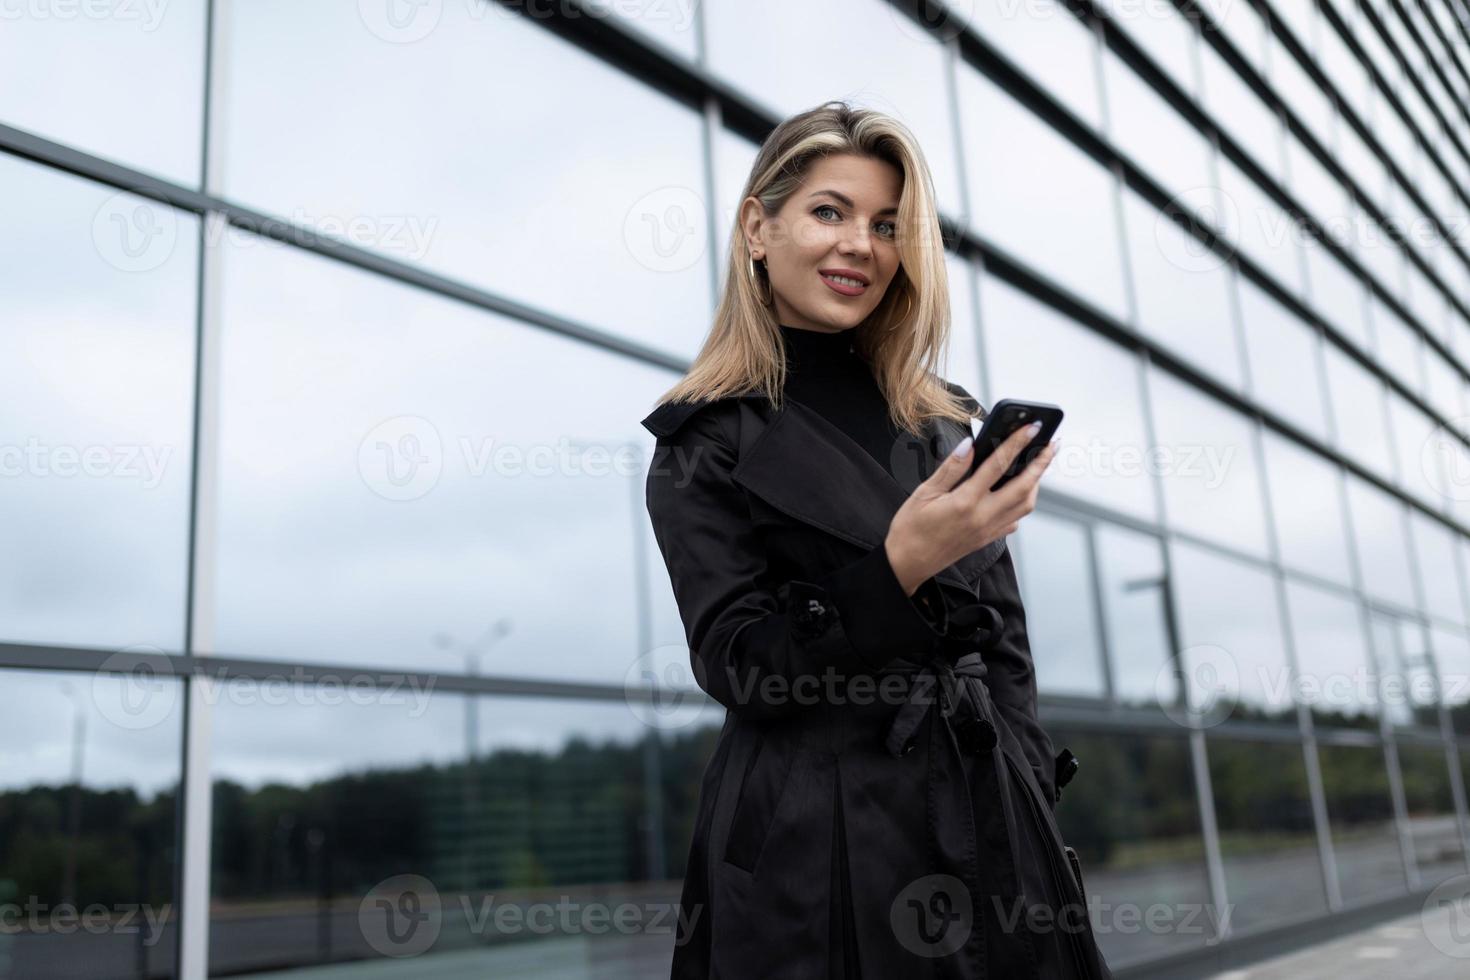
3, 0, 1470, 976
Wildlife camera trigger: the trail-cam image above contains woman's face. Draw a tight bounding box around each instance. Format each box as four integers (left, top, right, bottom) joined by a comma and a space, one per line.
741, 153, 904, 333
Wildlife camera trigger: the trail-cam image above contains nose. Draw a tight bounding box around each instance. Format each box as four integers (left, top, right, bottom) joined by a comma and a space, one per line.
837, 220, 875, 259
834, 217, 876, 257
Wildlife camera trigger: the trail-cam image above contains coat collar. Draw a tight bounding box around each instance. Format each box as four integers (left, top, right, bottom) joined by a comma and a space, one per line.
641, 387, 1005, 593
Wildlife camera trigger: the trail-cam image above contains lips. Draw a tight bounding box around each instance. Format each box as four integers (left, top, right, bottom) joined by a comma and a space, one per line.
818, 267, 870, 285
819, 270, 869, 297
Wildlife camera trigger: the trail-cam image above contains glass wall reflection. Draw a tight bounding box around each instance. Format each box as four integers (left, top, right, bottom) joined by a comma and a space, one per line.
1396, 743, 1468, 887
0, 154, 198, 654
208, 685, 714, 976
0, 668, 183, 980
1205, 737, 1327, 933
1316, 742, 1407, 905
1049, 729, 1212, 967
213, 232, 675, 685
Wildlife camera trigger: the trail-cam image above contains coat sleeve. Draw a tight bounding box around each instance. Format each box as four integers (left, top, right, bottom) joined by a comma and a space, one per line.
645, 406, 953, 720
974, 542, 1060, 808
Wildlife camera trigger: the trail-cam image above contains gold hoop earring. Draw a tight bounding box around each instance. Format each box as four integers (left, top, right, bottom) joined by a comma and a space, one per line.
749, 253, 771, 306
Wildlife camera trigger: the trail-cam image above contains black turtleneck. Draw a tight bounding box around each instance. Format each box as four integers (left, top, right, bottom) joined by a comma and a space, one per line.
777, 323, 953, 630
778, 323, 905, 479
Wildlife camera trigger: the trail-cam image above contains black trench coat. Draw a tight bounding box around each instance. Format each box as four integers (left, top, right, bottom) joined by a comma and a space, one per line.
641, 381, 1113, 980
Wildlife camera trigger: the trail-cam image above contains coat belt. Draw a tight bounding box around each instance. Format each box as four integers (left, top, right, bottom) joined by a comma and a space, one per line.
877, 650, 1001, 758
877, 599, 1005, 759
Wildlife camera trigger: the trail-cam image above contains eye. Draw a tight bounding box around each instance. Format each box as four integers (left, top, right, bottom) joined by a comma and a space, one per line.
814, 204, 841, 221
876, 220, 897, 238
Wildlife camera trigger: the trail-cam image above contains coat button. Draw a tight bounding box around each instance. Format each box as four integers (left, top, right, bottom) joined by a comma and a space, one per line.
900, 737, 918, 756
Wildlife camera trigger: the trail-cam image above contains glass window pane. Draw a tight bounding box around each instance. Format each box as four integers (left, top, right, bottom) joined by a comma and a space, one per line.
1269, 36, 1334, 147
1102, 53, 1214, 209
1286, 136, 1354, 245
1149, 370, 1271, 557
1317, 743, 1408, 904
1196, 0, 1267, 70
979, 274, 1158, 521
1387, 391, 1445, 508
1261, 432, 1352, 585
208, 690, 667, 974
1122, 191, 1243, 391
1169, 540, 1295, 724
1012, 513, 1106, 698
1094, 523, 1174, 709
959, 69, 1129, 320
1323, 343, 1395, 477
1097, 0, 1198, 96
0, 667, 184, 979
1205, 738, 1327, 933
1344, 476, 1418, 609
1302, 235, 1372, 354
705, 0, 963, 213
1048, 729, 1213, 965
583, 0, 698, 60
220, 1, 711, 360
961, 0, 1103, 129
1283, 579, 1378, 731
1215, 155, 1306, 299
1236, 276, 1330, 441
944, 252, 984, 401
0, 154, 198, 653
1200, 44, 1284, 183
0, 3, 205, 186
712, 128, 759, 288
1409, 510, 1466, 625
1433, 623, 1470, 736
1426, 349, 1463, 424
1396, 744, 1467, 886
1370, 297, 1427, 393
1369, 612, 1440, 730
214, 232, 672, 684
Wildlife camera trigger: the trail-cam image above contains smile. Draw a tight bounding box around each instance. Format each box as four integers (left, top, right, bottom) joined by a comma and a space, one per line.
819, 272, 867, 296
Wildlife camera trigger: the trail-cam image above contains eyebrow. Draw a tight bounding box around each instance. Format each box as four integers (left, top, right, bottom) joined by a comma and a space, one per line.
807, 189, 899, 217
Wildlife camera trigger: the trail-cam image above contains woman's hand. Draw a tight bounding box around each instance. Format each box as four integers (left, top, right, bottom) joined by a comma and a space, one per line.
884, 422, 1058, 596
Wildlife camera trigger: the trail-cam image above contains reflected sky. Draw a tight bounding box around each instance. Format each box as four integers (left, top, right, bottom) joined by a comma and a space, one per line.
0, 668, 181, 797
0, 153, 197, 653
212, 231, 678, 685
0, 0, 205, 186
218, 0, 711, 360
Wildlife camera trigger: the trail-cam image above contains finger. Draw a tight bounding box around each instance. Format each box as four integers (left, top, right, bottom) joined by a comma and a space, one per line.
1002, 439, 1059, 498
960, 422, 1043, 499
925, 432, 977, 494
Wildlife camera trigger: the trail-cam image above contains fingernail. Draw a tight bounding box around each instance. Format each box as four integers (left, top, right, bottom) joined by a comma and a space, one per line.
1026, 421, 1042, 436
950, 435, 972, 458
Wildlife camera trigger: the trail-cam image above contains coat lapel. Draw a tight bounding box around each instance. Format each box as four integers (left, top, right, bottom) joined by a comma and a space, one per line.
641, 393, 1007, 594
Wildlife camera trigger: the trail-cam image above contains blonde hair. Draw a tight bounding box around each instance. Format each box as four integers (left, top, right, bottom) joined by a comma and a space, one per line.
651, 100, 979, 435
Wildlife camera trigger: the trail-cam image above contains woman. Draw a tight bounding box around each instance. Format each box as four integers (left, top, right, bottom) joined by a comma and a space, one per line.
640, 102, 1113, 979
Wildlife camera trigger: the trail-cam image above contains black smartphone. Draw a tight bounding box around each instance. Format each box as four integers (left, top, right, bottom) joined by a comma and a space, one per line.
960, 398, 1063, 490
